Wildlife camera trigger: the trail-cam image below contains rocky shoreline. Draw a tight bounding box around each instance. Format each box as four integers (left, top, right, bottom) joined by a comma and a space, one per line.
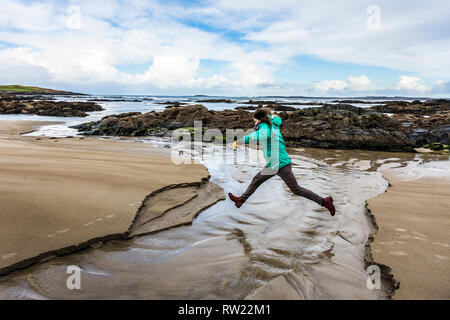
73, 99, 450, 152
0, 93, 103, 117
2, 91, 448, 152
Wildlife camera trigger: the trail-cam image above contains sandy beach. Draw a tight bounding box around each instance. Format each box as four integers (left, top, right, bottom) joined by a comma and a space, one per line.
0, 120, 449, 300
0, 121, 219, 274
367, 169, 450, 299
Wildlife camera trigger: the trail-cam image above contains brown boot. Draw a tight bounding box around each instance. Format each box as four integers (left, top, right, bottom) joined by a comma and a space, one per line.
228, 193, 244, 208
322, 196, 335, 216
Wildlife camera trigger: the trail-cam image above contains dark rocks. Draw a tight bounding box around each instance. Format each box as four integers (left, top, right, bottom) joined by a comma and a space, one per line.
368, 99, 450, 115
391, 110, 450, 137
331, 100, 373, 104
235, 106, 258, 111
279, 106, 413, 151
87, 98, 143, 102
409, 129, 431, 145
195, 99, 234, 103
366, 99, 450, 146
156, 101, 186, 107
423, 99, 450, 106
167, 121, 183, 130
243, 100, 324, 106
70, 121, 100, 132
288, 104, 367, 117
0, 94, 103, 117
74, 104, 416, 152
236, 104, 296, 112
165, 104, 213, 125
114, 112, 142, 118
272, 105, 296, 111
73, 104, 251, 137
242, 100, 278, 105
73, 98, 449, 152
430, 125, 450, 144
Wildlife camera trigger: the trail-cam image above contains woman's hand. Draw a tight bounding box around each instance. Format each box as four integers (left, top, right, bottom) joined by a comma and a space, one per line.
233, 141, 238, 148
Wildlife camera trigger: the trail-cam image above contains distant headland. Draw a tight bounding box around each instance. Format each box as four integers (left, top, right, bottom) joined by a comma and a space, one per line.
0, 85, 84, 95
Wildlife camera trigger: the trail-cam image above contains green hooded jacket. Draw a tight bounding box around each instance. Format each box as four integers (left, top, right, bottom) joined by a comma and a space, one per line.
243, 115, 291, 170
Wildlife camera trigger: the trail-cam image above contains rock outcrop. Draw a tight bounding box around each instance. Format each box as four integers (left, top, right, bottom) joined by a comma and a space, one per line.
279, 105, 414, 150
72, 100, 450, 152
0, 94, 104, 117
368, 99, 450, 146
195, 99, 234, 103
368, 99, 449, 114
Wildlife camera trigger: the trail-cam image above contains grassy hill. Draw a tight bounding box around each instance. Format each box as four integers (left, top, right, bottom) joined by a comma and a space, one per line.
0, 85, 82, 95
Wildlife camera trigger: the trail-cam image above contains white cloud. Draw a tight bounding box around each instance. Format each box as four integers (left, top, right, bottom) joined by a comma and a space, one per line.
0, 60, 52, 85
245, 21, 310, 44
0, 0, 448, 95
396, 76, 428, 93
201, 0, 450, 78
315, 80, 348, 92
315, 75, 371, 92
0, 0, 279, 93
0, 0, 61, 32
431, 80, 450, 93
137, 55, 200, 88
348, 75, 371, 91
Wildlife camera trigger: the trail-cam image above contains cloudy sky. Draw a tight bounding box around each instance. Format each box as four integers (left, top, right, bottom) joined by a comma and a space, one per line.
1, 0, 449, 96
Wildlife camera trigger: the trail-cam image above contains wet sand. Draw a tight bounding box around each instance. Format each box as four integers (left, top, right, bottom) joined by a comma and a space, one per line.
1, 122, 449, 299
0, 121, 214, 274
367, 169, 450, 299
0, 142, 411, 299
0, 121, 63, 136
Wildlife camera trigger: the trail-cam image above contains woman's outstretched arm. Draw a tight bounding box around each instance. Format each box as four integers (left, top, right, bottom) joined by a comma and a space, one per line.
234, 127, 264, 147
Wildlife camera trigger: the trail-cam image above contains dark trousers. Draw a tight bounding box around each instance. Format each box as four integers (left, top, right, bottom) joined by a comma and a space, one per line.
241, 164, 324, 205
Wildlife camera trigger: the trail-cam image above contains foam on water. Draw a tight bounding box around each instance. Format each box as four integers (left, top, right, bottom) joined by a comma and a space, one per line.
380, 155, 450, 181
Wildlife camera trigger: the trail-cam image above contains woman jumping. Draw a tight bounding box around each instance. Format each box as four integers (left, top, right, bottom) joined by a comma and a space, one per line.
228, 108, 336, 216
